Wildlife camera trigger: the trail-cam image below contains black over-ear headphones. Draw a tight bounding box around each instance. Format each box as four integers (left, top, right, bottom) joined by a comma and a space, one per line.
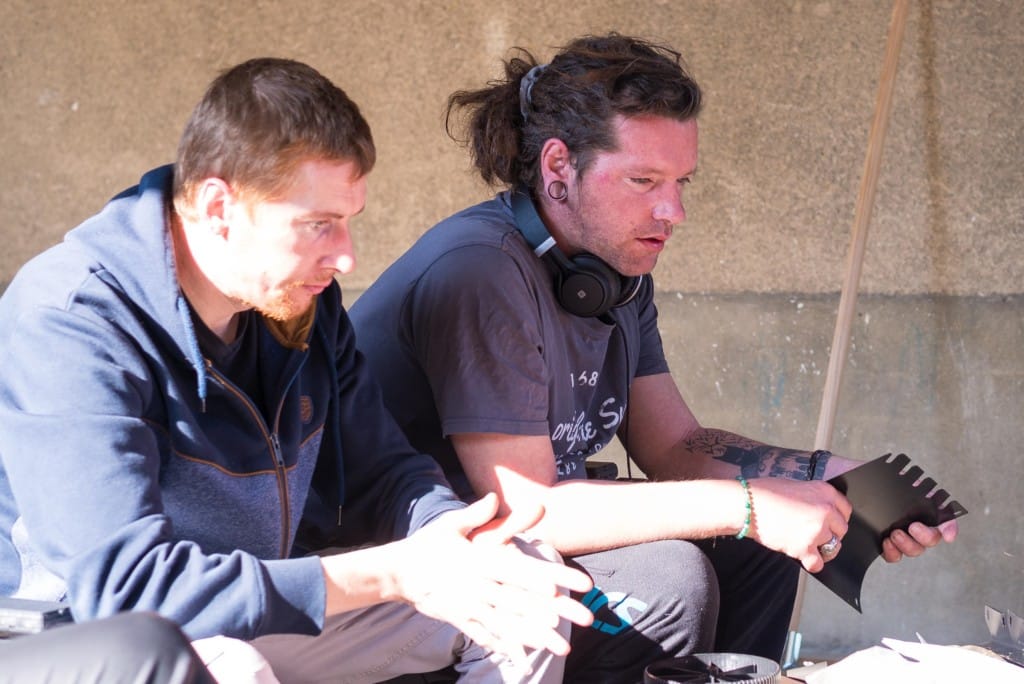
511, 189, 642, 318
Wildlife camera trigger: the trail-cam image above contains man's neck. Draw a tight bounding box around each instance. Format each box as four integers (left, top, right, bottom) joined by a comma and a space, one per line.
169, 209, 242, 343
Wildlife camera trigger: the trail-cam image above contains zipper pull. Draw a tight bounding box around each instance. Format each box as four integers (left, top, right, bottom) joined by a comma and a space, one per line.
270, 433, 284, 467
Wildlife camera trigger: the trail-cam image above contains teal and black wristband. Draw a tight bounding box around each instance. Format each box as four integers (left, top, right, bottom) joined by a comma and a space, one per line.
807, 449, 832, 481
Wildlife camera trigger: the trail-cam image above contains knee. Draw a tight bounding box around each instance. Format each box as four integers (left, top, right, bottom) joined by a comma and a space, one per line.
114, 611, 187, 639
640, 540, 720, 626
110, 612, 195, 656
647, 540, 717, 594
568, 541, 721, 663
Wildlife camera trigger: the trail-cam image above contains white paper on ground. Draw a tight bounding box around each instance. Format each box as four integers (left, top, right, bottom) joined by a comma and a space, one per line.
804, 637, 1024, 683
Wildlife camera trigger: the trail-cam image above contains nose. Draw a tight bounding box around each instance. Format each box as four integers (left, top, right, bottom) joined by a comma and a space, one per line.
652, 189, 686, 226
325, 224, 357, 275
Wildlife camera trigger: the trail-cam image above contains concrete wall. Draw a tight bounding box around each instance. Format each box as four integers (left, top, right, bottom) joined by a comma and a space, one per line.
648, 291, 1021, 656
2, 0, 1021, 660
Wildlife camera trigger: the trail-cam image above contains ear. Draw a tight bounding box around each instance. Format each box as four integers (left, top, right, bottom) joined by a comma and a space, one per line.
539, 138, 575, 188
192, 178, 234, 239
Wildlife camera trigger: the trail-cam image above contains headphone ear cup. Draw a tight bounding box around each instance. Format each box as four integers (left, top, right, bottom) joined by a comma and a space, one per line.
557, 253, 622, 318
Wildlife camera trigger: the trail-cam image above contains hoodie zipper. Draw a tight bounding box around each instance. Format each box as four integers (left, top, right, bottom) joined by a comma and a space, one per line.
203, 360, 294, 559
268, 431, 290, 558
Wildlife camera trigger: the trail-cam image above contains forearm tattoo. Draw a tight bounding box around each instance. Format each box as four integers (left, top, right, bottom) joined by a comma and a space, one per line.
683, 429, 823, 481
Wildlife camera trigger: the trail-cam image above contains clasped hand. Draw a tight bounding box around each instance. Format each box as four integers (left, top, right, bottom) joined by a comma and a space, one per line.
746, 478, 958, 573
394, 493, 594, 664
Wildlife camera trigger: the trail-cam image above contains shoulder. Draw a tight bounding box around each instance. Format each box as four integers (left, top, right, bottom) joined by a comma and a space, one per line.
354, 194, 540, 313
607, 274, 659, 323
411, 194, 524, 267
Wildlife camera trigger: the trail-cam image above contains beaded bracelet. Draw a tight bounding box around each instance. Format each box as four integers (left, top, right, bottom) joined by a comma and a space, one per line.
735, 476, 753, 540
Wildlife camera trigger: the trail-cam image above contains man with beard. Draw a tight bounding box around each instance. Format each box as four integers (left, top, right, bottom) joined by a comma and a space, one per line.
349, 33, 958, 683
0, 57, 593, 683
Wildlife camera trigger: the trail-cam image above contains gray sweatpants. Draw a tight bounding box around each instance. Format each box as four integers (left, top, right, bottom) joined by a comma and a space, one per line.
250, 536, 569, 684
563, 537, 799, 684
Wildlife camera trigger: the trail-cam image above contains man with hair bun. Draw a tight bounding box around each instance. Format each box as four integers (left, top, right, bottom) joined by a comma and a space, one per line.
351, 33, 957, 683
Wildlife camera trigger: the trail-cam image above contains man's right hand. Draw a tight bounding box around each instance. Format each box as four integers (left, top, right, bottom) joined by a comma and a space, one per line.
391, 493, 594, 663
319, 492, 594, 666
746, 478, 853, 573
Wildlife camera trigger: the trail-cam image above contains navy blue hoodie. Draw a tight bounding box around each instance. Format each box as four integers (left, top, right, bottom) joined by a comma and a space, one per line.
0, 165, 463, 639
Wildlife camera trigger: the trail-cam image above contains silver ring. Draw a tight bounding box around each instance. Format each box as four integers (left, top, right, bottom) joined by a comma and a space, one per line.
819, 534, 840, 557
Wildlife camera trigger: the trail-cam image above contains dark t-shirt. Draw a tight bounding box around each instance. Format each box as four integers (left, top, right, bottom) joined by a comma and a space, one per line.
349, 192, 669, 499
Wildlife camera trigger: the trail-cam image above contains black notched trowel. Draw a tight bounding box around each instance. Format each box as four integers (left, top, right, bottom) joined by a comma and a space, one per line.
812, 452, 969, 612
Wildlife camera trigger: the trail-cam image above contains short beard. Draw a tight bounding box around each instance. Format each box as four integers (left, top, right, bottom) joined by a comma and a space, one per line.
260, 298, 310, 322
244, 285, 310, 322
244, 270, 335, 322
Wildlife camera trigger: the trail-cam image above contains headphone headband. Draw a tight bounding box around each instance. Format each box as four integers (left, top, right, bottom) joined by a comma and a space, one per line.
511, 190, 555, 256
510, 189, 641, 318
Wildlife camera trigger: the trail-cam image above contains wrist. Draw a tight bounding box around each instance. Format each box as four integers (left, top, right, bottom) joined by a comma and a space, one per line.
320, 543, 403, 617
381, 539, 413, 604
734, 476, 755, 540
807, 449, 832, 481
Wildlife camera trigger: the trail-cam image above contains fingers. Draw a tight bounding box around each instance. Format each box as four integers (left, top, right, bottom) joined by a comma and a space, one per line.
469, 501, 545, 546
546, 562, 594, 595
907, 521, 943, 548
787, 479, 958, 570
881, 520, 957, 564
886, 522, 943, 560
881, 536, 902, 563
402, 503, 594, 662
803, 529, 843, 573
447, 492, 501, 535
801, 551, 825, 573
804, 495, 849, 571
477, 572, 593, 645
455, 613, 530, 665
882, 530, 920, 562
469, 583, 574, 655
751, 478, 853, 572
827, 485, 854, 525
554, 592, 595, 629
938, 518, 959, 542
416, 568, 588, 663
479, 543, 593, 596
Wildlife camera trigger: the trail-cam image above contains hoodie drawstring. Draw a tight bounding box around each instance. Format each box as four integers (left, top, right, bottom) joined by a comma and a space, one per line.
316, 323, 345, 527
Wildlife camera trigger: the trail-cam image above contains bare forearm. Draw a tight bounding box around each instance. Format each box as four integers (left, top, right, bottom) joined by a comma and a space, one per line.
531, 478, 750, 556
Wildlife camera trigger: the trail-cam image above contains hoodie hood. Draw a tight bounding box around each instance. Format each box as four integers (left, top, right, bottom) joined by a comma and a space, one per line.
68, 166, 181, 320
60, 165, 208, 404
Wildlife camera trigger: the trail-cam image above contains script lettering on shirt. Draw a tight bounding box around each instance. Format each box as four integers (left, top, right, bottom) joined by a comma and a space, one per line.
598, 396, 625, 430
555, 442, 607, 479
556, 455, 584, 478
551, 410, 597, 452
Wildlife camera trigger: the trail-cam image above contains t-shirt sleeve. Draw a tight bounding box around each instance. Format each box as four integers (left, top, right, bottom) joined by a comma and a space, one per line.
404, 243, 552, 437
634, 276, 671, 378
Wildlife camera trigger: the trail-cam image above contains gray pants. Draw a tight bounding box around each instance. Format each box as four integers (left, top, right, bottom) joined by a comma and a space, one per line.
563, 537, 799, 684
252, 537, 569, 684
253, 600, 564, 684
564, 540, 719, 684
0, 611, 216, 684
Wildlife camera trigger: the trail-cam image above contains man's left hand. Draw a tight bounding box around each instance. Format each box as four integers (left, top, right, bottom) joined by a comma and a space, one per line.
881, 519, 959, 563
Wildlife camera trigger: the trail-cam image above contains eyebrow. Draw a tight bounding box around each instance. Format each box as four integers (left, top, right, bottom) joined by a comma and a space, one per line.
627, 166, 698, 178
298, 205, 366, 220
